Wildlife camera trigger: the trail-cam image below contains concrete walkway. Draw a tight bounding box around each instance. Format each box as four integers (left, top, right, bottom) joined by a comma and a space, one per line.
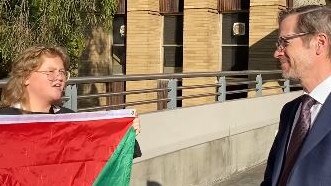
214, 163, 266, 186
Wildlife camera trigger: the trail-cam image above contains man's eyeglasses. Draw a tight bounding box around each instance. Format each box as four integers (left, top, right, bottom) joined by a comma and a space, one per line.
35, 70, 70, 81
276, 32, 311, 51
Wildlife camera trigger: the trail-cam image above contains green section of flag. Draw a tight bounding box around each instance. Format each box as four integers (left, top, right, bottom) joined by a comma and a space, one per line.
93, 127, 136, 186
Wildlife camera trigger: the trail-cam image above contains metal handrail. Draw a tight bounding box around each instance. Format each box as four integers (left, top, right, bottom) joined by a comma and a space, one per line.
0, 70, 301, 113
0, 70, 282, 87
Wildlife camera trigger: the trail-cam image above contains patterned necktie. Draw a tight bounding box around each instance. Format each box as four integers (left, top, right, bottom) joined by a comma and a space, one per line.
278, 94, 316, 186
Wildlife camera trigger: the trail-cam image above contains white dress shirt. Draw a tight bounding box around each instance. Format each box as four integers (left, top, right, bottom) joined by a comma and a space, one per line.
289, 75, 331, 141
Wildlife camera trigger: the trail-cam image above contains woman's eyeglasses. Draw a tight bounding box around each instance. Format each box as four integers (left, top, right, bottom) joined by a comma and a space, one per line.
35, 70, 70, 81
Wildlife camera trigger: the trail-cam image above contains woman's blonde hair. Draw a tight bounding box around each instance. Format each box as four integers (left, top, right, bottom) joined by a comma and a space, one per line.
1, 45, 70, 107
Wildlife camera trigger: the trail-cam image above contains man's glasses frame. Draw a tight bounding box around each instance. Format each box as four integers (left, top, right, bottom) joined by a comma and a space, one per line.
35, 70, 70, 81
276, 32, 311, 51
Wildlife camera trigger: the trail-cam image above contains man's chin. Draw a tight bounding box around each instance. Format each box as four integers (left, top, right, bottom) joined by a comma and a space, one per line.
282, 72, 299, 81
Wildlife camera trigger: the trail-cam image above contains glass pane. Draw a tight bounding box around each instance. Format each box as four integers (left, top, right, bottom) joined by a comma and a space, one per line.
164, 16, 183, 45
241, 0, 250, 10
116, 0, 126, 14
112, 46, 125, 75
113, 16, 125, 44
164, 46, 183, 73
222, 46, 248, 71
222, 13, 249, 45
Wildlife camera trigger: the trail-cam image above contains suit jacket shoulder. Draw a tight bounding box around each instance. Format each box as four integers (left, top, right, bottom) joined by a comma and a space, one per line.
261, 95, 303, 186
278, 96, 302, 131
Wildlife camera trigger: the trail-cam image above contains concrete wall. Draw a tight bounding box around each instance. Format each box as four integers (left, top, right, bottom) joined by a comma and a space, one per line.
131, 91, 303, 185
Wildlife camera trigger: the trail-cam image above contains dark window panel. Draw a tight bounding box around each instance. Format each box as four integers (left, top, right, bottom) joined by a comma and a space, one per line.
222, 46, 248, 71
160, 0, 184, 14
113, 15, 125, 44
222, 13, 249, 45
287, 0, 293, 8
112, 46, 126, 75
164, 16, 183, 44
222, 46, 249, 100
164, 46, 183, 68
116, 0, 126, 14
241, 0, 250, 10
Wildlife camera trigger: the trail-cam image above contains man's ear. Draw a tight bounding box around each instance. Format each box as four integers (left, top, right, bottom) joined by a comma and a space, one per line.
316, 33, 328, 55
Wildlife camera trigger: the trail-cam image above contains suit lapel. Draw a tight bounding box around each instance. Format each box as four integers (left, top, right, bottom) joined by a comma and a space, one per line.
296, 93, 331, 164
272, 98, 302, 186
272, 124, 291, 186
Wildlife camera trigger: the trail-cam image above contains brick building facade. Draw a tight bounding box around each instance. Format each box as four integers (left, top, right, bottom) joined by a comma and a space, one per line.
79, 0, 328, 112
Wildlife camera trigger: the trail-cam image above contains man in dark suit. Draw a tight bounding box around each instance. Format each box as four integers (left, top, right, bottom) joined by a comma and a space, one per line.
261, 5, 331, 186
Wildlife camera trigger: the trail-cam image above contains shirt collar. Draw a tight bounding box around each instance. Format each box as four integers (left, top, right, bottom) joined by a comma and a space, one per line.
11, 103, 60, 113
308, 75, 331, 105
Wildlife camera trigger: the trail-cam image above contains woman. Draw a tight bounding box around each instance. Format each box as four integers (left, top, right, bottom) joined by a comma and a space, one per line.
0, 45, 141, 157
0, 45, 73, 114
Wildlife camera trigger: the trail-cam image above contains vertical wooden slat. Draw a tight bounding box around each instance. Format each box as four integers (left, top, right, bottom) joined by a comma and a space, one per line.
116, 0, 126, 14
107, 82, 125, 109
157, 80, 168, 110
287, 0, 293, 8
219, 0, 246, 12
159, 0, 180, 13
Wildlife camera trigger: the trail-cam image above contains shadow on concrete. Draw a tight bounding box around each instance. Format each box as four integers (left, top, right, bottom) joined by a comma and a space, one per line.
147, 180, 162, 186
214, 163, 266, 186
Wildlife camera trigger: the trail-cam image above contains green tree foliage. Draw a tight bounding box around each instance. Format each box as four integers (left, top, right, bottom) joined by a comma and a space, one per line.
0, 0, 118, 78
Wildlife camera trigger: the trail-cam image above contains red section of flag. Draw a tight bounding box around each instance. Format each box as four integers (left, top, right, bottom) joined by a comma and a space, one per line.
0, 117, 134, 186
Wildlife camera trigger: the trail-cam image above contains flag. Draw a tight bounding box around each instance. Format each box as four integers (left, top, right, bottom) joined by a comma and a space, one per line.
0, 109, 137, 186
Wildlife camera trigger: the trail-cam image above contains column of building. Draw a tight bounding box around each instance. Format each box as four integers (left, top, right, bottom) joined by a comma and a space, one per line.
182, 0, 221, 107
126, 0, 162, 112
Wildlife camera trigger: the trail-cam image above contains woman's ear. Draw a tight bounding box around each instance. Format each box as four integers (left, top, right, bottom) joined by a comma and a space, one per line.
24, 77, 30, 86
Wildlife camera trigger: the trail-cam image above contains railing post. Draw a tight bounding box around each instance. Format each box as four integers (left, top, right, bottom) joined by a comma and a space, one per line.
218, 76, 226, 102
64, 84, 78, 112
256, 74, 263, 97
167, 79, 177, 109
284, 79, 290, 93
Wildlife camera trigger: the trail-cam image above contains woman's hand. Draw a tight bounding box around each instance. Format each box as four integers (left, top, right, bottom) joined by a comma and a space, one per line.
132, 115, 141, 135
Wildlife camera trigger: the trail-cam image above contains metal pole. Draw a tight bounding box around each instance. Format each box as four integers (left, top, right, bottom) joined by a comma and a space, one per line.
284, 79, 290, 93
64, 84, 78, 112
256, 74, 262, 97
218, 76, 226, 102
167, 79, 177, 109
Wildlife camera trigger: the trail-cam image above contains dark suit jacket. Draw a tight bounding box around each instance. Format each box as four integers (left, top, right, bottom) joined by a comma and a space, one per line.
261, 93, 331, 186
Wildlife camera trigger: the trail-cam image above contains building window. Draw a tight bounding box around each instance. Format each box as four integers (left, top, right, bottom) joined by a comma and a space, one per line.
109, 0, 126, 108
161, 0, 184, 73
222, 13, 249, 71
221, 1, 249, 100
160, 0, 183, 107
163, 15, 183, 73
112, 14, 126, 75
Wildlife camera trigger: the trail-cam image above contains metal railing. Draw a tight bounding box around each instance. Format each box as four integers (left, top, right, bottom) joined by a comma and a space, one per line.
0, 70, 302, 112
